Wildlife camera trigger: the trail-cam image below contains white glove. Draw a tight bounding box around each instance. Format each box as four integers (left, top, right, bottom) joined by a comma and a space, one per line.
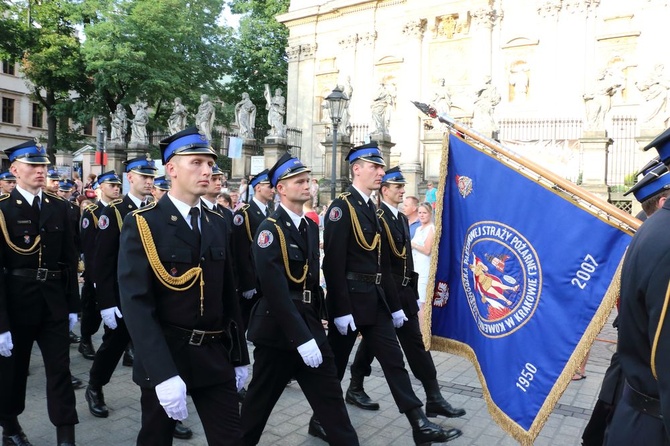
297, 339, 323, 368
333, 314, 357, 336
68, 313, 78, 332
391, 310, 408, 329
155, 375, 188, 420
235, 366, 249, 391
241, 289, 256, 300
0, 331, 13, 357
100, 306, 123, 330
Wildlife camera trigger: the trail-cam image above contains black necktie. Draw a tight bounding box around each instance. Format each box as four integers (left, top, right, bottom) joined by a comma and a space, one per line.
368, 199, 376, 214
189, 207, 201, 255
32, 195, 41, 214
299, 218, 308, 245
140, 200, 147, 208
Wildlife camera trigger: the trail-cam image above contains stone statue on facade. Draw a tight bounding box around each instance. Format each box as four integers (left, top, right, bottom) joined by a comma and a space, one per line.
264, 85, 287, 138
167, 97, 188, 135
195, 94, 216, 141
130, 100, 149, 145
338, 76, 354, 136
508, 62, 530, 102
371, 81, 394, 136
234, 92, 257, 139
431, 78, 452, 116
636, 64, 670, 129
109, 104, 128, 142
583, 69, 621, 131
472, 76, 501, 136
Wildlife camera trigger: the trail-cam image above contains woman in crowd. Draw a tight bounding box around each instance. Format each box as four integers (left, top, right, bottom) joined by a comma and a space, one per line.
411, 202, 435, 328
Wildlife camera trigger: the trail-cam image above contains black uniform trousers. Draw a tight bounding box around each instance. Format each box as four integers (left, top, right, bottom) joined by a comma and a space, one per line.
351, 311, 436, 383
138, 378, 240, 446
328, 301, 422, 413
79, 278, 101, 339
88, 315, 131, 388
0, 319, 77, 426
241, 344, 359, 446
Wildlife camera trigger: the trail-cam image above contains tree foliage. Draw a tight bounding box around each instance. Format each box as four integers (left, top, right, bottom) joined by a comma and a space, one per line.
0, 0, 90, 156
223, 0, 289, 135
81, 0, 233, 132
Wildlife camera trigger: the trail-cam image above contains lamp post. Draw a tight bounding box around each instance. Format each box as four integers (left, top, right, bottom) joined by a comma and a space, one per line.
325, 87, 348, 200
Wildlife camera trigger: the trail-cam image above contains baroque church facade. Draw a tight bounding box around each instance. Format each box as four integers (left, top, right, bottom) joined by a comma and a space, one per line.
278, 0, 670, 199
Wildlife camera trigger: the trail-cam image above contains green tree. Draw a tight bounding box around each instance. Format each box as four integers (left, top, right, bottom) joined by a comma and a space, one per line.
0, 0, 91, 157
224, 0, 289, 136
81, 0, 233, 131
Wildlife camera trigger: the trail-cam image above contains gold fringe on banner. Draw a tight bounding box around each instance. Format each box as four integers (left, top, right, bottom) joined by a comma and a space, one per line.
421, 125, 629, 444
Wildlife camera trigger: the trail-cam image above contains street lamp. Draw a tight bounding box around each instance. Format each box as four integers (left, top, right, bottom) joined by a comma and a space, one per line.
325, 86, 348, 200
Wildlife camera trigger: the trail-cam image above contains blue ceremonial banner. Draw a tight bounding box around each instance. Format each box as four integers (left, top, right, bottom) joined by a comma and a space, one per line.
427, 132, 634, 444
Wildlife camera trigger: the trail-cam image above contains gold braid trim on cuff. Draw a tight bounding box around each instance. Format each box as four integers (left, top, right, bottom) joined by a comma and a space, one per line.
0, 210, 41, 255
135, 214, 205, 315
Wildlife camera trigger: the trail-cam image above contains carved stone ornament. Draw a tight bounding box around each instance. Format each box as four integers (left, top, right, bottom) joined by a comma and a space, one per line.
537, 0, 562, 17
287, 45, 301, 62
402, 19, 427, 39
338, 34, 359, 49
434, 14, 467, 39
301, 43, 317, 59
471, 7, 502, 28
359, 31, 378, 46
563, 0, 601, 14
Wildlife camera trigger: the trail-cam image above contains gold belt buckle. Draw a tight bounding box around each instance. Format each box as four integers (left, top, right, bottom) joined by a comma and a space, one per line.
302, 290, 312, 304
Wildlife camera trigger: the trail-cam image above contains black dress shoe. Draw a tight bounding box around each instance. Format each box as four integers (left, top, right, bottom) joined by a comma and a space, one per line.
1, 431, 32, 446
345, 388, 380, 411
85, 385, 109, 418
172, 421, 193, 440
122, 346, 134, 366
406, 408, 462, 445
69, 331, 81, 344
71, 376, 83, 390
307, 417, 328, 442
78, 341, 95, 360
425, 400, 466, 418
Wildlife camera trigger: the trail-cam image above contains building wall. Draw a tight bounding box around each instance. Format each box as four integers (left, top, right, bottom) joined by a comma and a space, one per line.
278, 0, 670, 194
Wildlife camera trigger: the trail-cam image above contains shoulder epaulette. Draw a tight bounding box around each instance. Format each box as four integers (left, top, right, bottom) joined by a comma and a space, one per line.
84, 203, 98, 213
44, 190, 64, 201
338, 192, 351, 199
0, 193, 9, 202
108, 198, 123, 207
130, 201, 156, 216
376, 208, 385, 218
267, 217, 277, 223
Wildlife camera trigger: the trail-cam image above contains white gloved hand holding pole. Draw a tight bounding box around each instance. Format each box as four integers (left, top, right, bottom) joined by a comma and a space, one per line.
235, 366, 249, 391
68, 313, 78, 332
241, 289, 256, 300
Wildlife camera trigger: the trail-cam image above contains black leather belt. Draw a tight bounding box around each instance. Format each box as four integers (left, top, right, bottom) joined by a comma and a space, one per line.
289, 290, 312, 304
7, 268, 61, 282
163, 325, 227, 346
392, 273, 413, 287
346, 271, 382, 285
622, 381, 662, 419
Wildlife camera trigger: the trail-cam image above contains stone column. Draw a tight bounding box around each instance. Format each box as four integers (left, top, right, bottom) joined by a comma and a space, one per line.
231, 139, 257, 180
470, 7, 498, 84
536, 1, 562, 109
105, 141, 127, 174
396, 19, 426, 197
320, 134, 353, 204
55, 151, 74, 169
262, 141, 289, 171
579, 130, 612, 200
